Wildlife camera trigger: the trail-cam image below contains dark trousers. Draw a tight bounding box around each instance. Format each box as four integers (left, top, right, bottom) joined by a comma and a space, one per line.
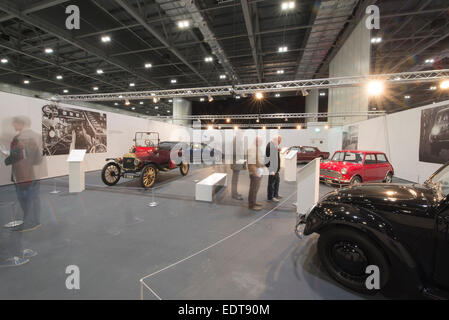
0, 203, 23, 260
248, 174, 262, 207
267, 172, 280, 200
231, 169, 240, 197
15, 181, 41, 228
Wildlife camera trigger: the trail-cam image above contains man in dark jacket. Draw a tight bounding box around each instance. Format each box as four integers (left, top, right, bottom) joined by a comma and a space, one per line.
265, 135, 282, 202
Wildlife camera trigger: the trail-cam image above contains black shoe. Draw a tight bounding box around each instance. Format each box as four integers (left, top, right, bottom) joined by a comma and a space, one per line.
232, 194, 243, 200
20, 224, 41, 233
275, 195, 283, 199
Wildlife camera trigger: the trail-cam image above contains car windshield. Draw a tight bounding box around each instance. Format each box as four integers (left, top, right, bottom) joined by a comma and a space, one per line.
331, 152, 363, 164
135, 132, 158, 147
427, 164, 449, 200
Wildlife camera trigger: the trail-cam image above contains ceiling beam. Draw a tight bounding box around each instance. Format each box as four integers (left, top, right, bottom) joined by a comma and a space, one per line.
0, 0, 163, 89
0, 0, 72, 23
114, 0, 210, 86
241, 0, 261, 82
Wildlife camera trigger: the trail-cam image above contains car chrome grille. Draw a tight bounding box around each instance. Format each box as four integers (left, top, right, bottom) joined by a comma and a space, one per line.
123, 157, 135, 169
320, 169, 342, 179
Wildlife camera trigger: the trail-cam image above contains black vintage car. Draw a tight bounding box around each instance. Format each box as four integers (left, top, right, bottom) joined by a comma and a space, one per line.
298, 162, 449, 298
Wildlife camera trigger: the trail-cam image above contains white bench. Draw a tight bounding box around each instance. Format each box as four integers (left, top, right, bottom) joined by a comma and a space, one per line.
195, 173, 227, 202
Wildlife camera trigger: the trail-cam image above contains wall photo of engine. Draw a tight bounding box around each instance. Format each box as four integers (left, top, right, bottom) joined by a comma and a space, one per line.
419, 104, 449, 164
342, 124, 358, 150
42, 104, 107, 156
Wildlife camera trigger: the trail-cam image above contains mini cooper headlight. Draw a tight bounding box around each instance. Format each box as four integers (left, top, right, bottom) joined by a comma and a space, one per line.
341, 168, 348, 175
134, 159, 140, 166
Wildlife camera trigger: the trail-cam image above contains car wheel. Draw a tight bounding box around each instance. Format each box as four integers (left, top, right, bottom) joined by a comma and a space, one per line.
350, 175, 362, 185
180, 162, 189, 176
384, 172, 393, 183
318, 227, 390, 294
140, 164, 157, 188
101, 162, 121, 186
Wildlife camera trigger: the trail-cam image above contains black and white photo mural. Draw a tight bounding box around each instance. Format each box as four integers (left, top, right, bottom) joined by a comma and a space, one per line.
419, 104, 449, 164
42, 104, 107, 156
342, 125, 359, 150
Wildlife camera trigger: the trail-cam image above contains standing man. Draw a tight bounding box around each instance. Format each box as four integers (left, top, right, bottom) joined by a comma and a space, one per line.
230, 131, 246, 200
266, 135, 282, 202
247, 137, 264, 211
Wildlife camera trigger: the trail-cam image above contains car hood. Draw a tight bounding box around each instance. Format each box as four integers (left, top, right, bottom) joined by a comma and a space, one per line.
323, 183, 437, 215
320, 161, 362, 171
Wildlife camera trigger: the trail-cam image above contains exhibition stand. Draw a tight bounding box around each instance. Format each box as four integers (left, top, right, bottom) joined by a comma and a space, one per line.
284, 149, 298, 182
296, 158, 320, 215
67, 149, 86, 193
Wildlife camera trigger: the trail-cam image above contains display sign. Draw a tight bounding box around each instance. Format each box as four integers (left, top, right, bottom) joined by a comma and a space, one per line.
67, 149, 86, 162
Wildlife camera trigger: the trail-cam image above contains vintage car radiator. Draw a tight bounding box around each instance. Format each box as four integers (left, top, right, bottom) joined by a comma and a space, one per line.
320, 169, 342, 179
123, 157, 136, 169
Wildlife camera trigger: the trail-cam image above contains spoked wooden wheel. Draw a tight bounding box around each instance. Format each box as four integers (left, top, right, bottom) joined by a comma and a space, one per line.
101, 162, 121, 186
180, 162, 189, 176
141, 164, 157, 188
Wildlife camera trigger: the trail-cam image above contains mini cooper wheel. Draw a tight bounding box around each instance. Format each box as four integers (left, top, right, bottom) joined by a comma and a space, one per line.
101, 162, 121, 186
318, 227, 390, 294
180, 162, 190, 176
350, 175, 362, 186
140, 164, 157, 188
384, 172, 393, 183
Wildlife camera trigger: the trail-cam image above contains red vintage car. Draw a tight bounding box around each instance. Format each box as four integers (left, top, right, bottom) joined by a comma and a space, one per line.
320, 150, 394, 186
288, 146, 330, 162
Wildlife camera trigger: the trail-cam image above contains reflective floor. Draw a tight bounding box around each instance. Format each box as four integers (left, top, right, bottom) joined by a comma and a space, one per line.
0, 164, 390, 299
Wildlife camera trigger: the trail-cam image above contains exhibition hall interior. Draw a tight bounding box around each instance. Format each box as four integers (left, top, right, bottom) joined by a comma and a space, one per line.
1, 0, 449, 302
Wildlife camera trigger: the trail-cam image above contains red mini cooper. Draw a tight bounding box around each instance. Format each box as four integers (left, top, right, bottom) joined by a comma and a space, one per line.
320, 150, 394, 186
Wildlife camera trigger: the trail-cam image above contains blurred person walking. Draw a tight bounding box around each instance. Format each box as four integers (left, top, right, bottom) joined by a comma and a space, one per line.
247, 137, 264, 211
266, 135, 282, 203
230, 131, 246, 200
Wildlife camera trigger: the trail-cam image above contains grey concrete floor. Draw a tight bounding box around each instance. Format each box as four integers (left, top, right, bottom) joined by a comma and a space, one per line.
0, 164, 396, 300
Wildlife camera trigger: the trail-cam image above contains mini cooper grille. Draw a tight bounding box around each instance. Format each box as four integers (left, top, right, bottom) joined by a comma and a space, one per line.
123, 157, 135, 169
320, 169, 342, 179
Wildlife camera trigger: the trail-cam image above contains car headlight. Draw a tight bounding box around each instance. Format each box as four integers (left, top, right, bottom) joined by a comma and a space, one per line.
134, 159, 140, 166
341, 168, 348, 175
431, 126, 441, 136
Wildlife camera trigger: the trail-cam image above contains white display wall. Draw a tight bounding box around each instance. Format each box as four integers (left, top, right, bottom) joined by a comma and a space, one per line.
0, 91, 188, 186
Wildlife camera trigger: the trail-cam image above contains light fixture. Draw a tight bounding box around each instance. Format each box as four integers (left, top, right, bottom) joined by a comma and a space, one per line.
167, 110, 171, 113
425, 58, 435, 64
440, 80, 449, 90
93, 87, 99, 91
366, 80, 384, 96
315, 128, 321, 132
275, 93, 280, 97
171, 79, 177, 84
404, 95, 411, 99
256, 118, 260, 123
139, 101, 144, 105
277, 70, 284, 74
219, 74, 227, 79
281, 1, 295, 10
129, 83, 135, 87
233, 126, 239, 130
278, 126, 281, 130
168, 99, 173, 103
278, 46, 288, 53
371, 37, 382, 44
296, 125, 302, 130
301, 89, 309, 96
262, 126, 266, 130
114, 102, 118, 106
394, 77, 401, 81
101, 35, 111, 43
1, 58, 8, 64
324, 125, 329, 130
226, 118, 231, 123
145, 63, 152, 69
56, 75, 63, 80
153, 97, 160, 103
207, 125, 213, 130
208, 95, 214, 102
204, 56, 213, 62
200, 98, 205, 102
430, 86, 438, 91
23, 80, 30, 84
44, 48, 54, 54
96, 69, 104, 74
235, 95, 240, 99
155, 106, 159, 109
132, 107, 135, 110
320, 92, 326, 96
125, 99, 130, 106
63, 89, 69, 93
177, 20, 190, 29
255, 92, 264, 100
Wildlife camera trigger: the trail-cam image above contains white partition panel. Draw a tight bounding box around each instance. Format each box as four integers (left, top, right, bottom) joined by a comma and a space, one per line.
296, 158, 320, 215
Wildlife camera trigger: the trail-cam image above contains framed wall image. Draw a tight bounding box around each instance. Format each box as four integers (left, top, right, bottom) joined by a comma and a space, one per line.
342, 125, 358, 150
42, 104, 107, 156
419, 104, 449, 164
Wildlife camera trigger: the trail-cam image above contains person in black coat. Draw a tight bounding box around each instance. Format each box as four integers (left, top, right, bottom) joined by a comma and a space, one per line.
265, 135, 282, 202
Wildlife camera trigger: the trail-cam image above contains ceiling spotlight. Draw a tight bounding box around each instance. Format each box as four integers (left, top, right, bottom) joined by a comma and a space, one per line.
125, 99, 130, 106
96, 69, 104, 74
1, 58, 8, 64
255, 92, 264, 100
425, 58, 435, 64
204, 56, 213, 63
63, 89, 69, 93
277, 70, 284, 74
132, 107, 136, 110
207, 125, 213, 130
256, 118, 260, 123
153, 97, 160, 103
233, 126, 239, 130
430, 86, 438, 91
177, 20, 190, 29
440, 80, 449, 90
23, 80, 30, 84
155, 106, 159, 109
167, 110, 171, 113
370, 37, 382, 44
301, 89, 309, 96
324, 125, 329, 130
119, 95, 123, 98
366, 80, 384, 96
168, 99, 173, 103
278, 126, 281, 130
129, 83, 135, 87
262, 126, 266, 130
200, 98, 205, 102
404, 95, 411, 99
139, 101, 144, 105
56, 75, 63, 80
226, 118, 231, 123
320, 92, 326, 96
93, 87, 99, 91
44, 48, 54, 54
219, 74, 227, 79
296, 125, 302, 130
144, 63, 152, 69
114, 102, 118, 106
171, 79, 177, 84
394, 77, 401, 81
278, 46, 288, 53
101, 35, 111, 43
208, 95, 214, 102
275, 93, 280, 97
281, 1, 295, 10
235, 95, 241, 99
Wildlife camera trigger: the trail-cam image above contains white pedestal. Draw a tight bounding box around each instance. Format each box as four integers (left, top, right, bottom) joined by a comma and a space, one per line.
296, 158, 320, 215
195, 173, 227, 202
284, 150, 298, 182
67, 149, 86, 193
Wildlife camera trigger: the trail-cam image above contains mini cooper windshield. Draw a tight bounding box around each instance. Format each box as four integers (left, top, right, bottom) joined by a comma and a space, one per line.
331, 151, 363, 164
427, 164, 449, 200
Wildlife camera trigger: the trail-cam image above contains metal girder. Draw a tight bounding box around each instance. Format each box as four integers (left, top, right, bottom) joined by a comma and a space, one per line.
0, 0, 163, 89
241, 0, 261, 82
55, 69, 449, 101
0, 0, 71, 23
114, 0, 210, 86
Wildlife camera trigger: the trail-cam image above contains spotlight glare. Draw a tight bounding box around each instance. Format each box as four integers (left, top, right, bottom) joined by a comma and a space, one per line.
177, 20, 190, 29
1, 58, 8, 64
44, 48, 54, 54
101, 36, 111, 43
129, 83, 135, 87
23, 80, 30, 84
93, 87, 99, 91
144, 63, 152, 68
96, 69, 104, 74
366, 80, 384, 96
440, 80, 449, 90
226, 118, 231, 123
255, 92, 264, 100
